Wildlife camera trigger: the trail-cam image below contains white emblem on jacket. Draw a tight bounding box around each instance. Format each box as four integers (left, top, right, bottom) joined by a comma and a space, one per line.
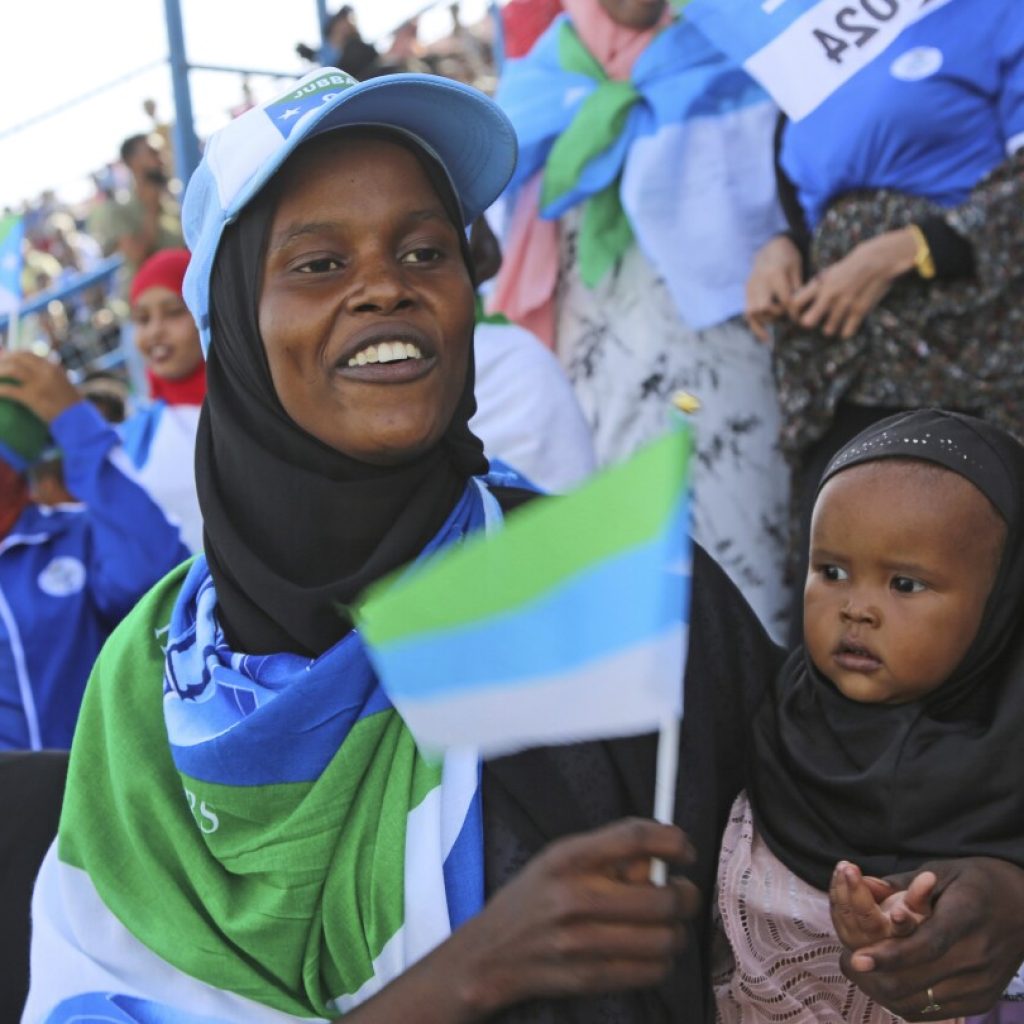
37, 556, 87, 597
890, 47, 944, 82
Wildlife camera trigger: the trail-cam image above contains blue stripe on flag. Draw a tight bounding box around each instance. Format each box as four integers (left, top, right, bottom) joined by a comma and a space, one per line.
685, 0, 822, 62
370, 502, 692, 703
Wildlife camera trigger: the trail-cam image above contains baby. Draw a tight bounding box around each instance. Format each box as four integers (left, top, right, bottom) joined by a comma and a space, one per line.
713, 409, 1024, 1023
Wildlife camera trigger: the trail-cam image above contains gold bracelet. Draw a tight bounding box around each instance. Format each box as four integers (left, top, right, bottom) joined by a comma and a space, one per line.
907, 224, 936, 280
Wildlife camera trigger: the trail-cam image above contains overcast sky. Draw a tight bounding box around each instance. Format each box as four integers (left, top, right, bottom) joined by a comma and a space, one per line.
1, 0, 489, 210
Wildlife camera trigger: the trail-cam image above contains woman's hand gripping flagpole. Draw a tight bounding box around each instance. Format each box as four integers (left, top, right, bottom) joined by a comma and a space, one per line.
650, 391, 701, 886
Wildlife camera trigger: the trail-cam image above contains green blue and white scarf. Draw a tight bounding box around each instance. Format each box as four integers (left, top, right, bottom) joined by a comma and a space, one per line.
26, 478, 509, 1023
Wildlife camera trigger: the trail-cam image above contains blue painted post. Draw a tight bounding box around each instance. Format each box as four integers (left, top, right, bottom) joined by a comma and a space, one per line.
163, 0, 203, 186
316, 0, 331, 63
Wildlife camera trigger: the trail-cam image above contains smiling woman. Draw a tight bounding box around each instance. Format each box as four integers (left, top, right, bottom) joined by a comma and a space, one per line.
258, 132, 477, 465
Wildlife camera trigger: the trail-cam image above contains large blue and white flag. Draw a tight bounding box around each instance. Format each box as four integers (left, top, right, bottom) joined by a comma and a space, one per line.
0, 214, 24, 317
685, 0, 940, 119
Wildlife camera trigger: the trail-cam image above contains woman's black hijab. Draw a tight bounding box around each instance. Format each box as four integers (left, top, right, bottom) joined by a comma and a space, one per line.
750, 410, 1024, 889
195, 127, 487, 658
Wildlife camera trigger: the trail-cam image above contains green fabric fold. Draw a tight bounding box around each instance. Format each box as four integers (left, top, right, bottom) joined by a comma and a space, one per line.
57, 565, 442, 1016
540, 20, 640, 288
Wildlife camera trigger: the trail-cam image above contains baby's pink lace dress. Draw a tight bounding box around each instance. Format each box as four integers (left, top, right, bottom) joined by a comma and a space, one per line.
712, 792, 962, 1024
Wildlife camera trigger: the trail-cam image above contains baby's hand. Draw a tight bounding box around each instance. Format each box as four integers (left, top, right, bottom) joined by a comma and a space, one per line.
829, 861, 937, 949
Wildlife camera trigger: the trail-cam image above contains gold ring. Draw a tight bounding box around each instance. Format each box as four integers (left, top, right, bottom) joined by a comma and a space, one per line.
922, 986, 942, 1013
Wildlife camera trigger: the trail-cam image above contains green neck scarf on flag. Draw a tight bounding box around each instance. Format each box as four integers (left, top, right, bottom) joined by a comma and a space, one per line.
541, 20, 641, 288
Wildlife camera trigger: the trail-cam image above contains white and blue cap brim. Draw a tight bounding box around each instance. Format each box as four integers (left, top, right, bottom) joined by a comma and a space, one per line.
182, 68, 518, 354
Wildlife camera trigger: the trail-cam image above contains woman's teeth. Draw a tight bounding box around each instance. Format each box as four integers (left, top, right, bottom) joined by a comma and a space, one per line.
347, 342, 424, 367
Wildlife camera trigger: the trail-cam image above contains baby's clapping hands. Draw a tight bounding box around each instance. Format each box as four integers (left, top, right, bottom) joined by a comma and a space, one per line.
829, 860, 937, 966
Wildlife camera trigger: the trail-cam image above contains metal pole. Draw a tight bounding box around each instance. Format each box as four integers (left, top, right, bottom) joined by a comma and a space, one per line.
317, 0, 330, 48
163, 0, 203, 187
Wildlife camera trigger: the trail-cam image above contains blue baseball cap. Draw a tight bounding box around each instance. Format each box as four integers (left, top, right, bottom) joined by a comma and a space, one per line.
182, 68, 519, 354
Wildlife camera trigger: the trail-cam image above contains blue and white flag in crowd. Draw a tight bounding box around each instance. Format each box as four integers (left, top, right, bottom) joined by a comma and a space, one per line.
0, 214, 24, 317
685, 0, 939, 119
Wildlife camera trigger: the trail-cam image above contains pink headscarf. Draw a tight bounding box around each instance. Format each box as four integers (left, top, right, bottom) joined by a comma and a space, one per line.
490, 0, 672, 345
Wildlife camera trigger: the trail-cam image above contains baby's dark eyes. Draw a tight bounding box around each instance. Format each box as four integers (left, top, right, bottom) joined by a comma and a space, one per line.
891, 576, 926, 595
820, 565, 849, 582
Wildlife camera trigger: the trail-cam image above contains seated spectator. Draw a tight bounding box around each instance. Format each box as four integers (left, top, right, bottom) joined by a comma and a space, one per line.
425, 4, 495, 88
0, 352, 189, 750
297, 6, 381, 80
384, 19, 426, 67
122, 249, 205, 553
88, 133, 184, 286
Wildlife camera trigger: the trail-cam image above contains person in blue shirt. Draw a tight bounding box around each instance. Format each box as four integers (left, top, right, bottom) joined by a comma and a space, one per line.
0, 351, 190, 749
743, 0, 1024, 639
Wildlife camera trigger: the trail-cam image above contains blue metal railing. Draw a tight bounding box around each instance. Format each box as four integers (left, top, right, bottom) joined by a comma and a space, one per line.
0, 255, 124, 332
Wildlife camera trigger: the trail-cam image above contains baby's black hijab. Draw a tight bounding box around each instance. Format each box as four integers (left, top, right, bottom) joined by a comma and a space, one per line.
195, 128, 487, 658
750, 410, 1024, 889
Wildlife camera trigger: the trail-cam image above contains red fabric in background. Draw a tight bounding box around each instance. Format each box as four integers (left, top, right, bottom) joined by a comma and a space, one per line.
146, 363, 206, 406
501, 0, 562, 58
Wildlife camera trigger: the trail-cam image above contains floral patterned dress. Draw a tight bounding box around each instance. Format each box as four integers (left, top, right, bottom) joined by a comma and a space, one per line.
554, 208, 790, 638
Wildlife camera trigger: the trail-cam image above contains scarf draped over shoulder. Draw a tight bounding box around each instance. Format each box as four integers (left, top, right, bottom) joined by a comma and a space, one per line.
490, 5, 780, 343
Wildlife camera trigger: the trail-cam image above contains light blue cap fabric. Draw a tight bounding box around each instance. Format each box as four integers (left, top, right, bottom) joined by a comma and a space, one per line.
181, 68, 518, 353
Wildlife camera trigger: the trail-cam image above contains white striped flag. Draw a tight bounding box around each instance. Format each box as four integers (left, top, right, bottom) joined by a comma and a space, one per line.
357, 422, 694, 758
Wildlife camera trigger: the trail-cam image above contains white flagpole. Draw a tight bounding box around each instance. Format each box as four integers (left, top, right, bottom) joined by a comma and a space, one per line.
649, 714, 681, 885
649, 391, 701, 886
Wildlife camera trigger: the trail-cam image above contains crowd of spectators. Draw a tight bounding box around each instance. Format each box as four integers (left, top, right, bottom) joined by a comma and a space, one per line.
2, 1, 515, 393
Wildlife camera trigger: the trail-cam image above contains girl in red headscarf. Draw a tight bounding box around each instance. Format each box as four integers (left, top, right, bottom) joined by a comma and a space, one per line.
122, 248, 205, 552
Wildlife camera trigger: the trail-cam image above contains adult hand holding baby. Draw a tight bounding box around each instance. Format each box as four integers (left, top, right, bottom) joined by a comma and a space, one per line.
834, 857, 1024, 1020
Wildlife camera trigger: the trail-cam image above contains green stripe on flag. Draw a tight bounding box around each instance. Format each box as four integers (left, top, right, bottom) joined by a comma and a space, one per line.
357, 424, 692, 648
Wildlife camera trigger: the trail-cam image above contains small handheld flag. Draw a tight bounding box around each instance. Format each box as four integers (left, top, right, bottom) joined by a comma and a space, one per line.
356, 422, 694, 760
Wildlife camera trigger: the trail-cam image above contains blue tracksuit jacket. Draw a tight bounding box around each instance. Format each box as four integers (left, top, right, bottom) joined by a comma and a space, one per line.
0, 401, 189, 749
